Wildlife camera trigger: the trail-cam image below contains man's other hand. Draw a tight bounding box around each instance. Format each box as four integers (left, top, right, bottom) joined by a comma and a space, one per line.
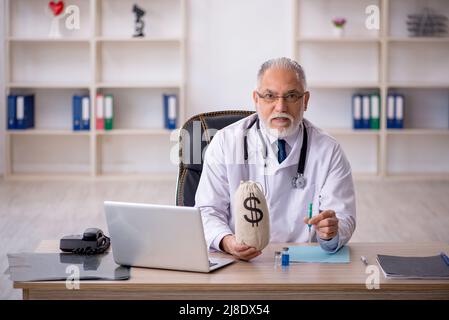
220, 235, 262, 261
303, 210, 339, 240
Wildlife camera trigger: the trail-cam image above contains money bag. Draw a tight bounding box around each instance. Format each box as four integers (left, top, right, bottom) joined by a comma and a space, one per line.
234, 181, 270, 251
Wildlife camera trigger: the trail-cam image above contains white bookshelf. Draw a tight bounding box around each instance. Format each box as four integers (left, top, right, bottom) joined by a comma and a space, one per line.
297, 37, 380, 43
387, 37, 449, 43
386, 129, 449, 136
96, 37, 181, 43
4, 0, 186, 179
96, 129, 172, 135
4, 0, 449, 180
8, 82, 91, 88
8, 37, 91, 42
8, 129, 91, 136
294, 0, 449, 178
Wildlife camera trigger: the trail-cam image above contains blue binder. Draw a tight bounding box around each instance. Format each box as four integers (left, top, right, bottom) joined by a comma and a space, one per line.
163, 94, 177, 130
387, 94, 395, 129
16, 95, 34, 130
73, 95, 82, 131
352, 94, 362, 129
81, 96, 90, 131
394, 94, 404, 129
361, 95, 371, 129
28, 95, 35, 128
7, 95, 17, 130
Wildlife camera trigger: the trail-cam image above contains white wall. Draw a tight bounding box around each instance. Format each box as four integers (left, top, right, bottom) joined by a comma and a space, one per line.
0, 0, 294, 175
186, 0, 294, 117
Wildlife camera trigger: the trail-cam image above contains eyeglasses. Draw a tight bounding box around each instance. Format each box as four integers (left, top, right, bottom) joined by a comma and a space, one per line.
256, 91, 307, 104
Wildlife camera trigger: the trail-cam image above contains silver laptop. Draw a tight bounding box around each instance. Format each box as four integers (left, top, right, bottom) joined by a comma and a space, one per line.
104, 201, 235, 273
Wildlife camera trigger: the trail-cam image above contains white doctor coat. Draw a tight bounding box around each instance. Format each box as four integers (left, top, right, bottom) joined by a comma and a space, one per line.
195, 113, 356, 252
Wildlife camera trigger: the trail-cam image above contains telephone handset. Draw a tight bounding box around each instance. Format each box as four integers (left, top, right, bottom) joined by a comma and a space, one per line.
82, 228, 104, 241
60, 228, 110, 254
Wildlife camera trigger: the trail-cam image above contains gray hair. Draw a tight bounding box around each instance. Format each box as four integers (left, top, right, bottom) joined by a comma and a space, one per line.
257, 57, 307, 89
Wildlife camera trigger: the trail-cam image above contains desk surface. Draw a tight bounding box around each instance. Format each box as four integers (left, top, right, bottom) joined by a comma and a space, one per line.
13, 241, 449, 300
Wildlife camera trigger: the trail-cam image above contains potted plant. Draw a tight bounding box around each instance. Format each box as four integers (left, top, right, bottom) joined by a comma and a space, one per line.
332, 17, 346, 37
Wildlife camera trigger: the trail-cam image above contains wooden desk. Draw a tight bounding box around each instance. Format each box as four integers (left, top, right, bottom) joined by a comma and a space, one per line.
14, 241, 449, 300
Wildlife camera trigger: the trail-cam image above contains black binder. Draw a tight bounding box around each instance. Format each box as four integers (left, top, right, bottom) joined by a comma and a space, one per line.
376, 253, 449, 280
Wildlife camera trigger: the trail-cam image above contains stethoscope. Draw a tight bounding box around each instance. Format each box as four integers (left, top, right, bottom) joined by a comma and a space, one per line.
243, 117, 308, 190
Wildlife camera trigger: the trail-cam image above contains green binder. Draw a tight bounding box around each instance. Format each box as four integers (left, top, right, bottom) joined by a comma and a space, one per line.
370, 94, 380, 130
104, 95, 114, 130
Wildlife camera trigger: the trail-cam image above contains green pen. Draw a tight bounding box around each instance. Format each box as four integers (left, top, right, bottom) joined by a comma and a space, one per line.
308, 203, 313, 243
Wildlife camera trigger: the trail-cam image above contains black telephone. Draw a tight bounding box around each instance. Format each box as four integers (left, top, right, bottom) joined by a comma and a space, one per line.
60, 228, 110, 254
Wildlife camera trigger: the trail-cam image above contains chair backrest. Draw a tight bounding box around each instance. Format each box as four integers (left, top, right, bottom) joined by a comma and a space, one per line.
176, 110, 254, 206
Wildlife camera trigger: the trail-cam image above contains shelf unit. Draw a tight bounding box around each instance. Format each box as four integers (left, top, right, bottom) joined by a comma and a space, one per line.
294, 0, 449, 178
3, 0, 449, 180
4, 0, 186, 180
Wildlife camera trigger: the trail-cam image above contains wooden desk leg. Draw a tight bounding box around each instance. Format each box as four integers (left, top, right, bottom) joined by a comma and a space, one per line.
22, 289, 29, 300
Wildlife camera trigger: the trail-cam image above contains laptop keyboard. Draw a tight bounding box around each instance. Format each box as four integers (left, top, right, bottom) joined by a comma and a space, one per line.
209, 260, 218, 267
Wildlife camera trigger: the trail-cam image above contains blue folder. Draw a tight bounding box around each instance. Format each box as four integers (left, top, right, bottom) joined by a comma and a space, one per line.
352, 94, 362, 129
15, 95, 35, 130
73, 95, 82, 131
361, 95, 371, 129
163, 94, 177, 130
288, 245, 350, 263
81, 96, 90, 131
7, 95, 17, 129
394, 94, 404, 129
387, 94, 396, 129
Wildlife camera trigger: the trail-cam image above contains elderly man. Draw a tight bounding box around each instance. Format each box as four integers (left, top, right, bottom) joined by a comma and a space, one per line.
195, 57, 356, 261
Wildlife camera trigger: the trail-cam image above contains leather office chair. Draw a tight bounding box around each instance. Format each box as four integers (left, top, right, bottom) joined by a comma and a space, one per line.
176, 110, 255, 207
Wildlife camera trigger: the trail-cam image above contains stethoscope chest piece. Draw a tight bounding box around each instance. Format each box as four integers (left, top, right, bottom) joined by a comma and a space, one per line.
292, 173, 306, 189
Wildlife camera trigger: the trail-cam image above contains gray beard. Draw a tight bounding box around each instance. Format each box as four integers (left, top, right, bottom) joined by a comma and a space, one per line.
263, 118, 301, 139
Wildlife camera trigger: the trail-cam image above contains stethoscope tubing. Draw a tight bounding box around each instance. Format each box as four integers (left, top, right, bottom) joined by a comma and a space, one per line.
243, 117, 308, 191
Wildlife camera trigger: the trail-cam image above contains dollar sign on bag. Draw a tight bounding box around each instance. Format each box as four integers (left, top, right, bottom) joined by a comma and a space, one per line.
243, 192, 263, 227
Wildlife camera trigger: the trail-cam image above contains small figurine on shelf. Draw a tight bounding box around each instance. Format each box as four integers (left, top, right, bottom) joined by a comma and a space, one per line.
133, 4, 146, 37
332, 17, 346, 37
47, 1, 65, 38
